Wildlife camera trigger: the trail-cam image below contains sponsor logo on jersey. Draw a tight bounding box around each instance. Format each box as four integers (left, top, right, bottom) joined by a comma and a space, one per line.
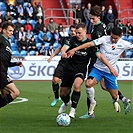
112, 45, 115, 50
6, 46, 12, 54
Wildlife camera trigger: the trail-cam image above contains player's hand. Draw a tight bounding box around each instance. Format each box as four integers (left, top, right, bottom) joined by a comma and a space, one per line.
67, 49, 76, 58
61, 52, 68, 58
16, 62, 23, 67
47, 57, 52, 63
110, 67, 118, 77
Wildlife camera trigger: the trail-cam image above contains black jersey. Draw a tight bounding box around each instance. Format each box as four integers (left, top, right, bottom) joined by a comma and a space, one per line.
91, 22, 107, 40
65, 36, 94, 71
87, 22, 107, 74
0, 34, 12, 73
58, 36, 72, 66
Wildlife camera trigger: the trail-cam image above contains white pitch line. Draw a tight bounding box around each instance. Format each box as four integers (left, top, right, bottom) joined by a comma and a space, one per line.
9, 97, 28, 104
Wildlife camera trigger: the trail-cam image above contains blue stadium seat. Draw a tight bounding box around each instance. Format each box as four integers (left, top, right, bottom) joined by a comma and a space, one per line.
29, 50, 36, 56
128, 35, 133, 43
12, 19, 17, 24
21, 19, 26, 25
125, 49, 133, 58
44, 43, 50, 50
11, 43, 17, 51
10, 35, 15, 43
0, 2, 6, 11
122, 35, 128, 41
12, 50, 20, 56
20, 50, 27, 57
1, 10, 6, 17
29, 19, 36, 29
53, 42, 60, 50
65, 27, 70, 34
36, 43, 42, 50
23, 2, 28, 8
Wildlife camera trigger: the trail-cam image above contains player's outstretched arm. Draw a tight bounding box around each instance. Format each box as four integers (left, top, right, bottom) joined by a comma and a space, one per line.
96, 52, 118, 77
61, 45, 69, 58
9, 62, 23, 67
47, 46, 62, 63
67, 41, 94, 57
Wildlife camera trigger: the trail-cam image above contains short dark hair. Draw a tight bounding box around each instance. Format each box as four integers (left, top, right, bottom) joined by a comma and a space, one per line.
70, 25, 76, 29
90, 5, 101, 17
76, 23, 87, 30
2, 21, 15, 30
111, 27, 123, 36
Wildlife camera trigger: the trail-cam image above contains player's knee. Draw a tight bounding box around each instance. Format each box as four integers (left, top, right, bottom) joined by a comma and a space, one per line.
13, 89, 20, 98
52, 77, 60, 84
85, 79, 94, 88
74, 83, 81, 91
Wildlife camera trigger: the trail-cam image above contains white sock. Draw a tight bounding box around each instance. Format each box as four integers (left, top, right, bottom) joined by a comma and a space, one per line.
112, 96, 119, 104
86, 87, 96, 104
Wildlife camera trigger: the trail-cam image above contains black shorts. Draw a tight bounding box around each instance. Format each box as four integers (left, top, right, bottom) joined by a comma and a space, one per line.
0, 72, 13, 89
53, 63, 64, 79
60, 68, 86, 88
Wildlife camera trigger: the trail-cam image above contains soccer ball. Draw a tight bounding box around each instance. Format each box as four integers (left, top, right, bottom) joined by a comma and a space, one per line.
56, 113, 71, 126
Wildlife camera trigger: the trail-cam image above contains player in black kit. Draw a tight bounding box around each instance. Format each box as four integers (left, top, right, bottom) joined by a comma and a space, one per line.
58, 23, 97, 118
0, 22, 22, 108
48, 25, 76, 106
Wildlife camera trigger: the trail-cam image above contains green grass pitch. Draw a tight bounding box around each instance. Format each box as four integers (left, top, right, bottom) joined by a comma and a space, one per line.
0, 81, 132, 133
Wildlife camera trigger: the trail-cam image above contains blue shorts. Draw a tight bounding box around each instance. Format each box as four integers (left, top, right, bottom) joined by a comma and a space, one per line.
89, 67, 118, 90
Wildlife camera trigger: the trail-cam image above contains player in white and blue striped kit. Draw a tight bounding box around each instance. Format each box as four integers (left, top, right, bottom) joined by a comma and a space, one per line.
67, 27, 132, 116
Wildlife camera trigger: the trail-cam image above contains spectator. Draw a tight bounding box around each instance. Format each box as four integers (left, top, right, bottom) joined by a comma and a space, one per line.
4, 11, 13, 21
38, 26, 52, 43
34, 18, 44, 34
16, 4, 25, 19
83, 3, 92, 34
6, 1, 17, 19
125, 20, 133, 35
18, 35, 28, 51
58, 23, 63, 32
53, 28, 61, 43
24, 19, 33, 32
33, 2, 38, 20
101, 5, 106, 23
27, 36, 39, 56
18, 26, 26, 41
105, 9, 115, 34
15, 17, 23, 31
74, 18, 80, 26
14, 17, 23, 40
47, 18, 58, 34
26, 30, 33, 42
81, 4, 86, 23
76, 7, 83, 23
47, 44, 54, 56
36, 3, 44, 22
59, 28, 69, 37
39, 43, 48, 56
25, 2, 33, 19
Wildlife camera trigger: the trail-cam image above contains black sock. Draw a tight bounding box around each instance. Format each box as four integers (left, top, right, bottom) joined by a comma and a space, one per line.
87, 97, 90, 110
52, 83, 59, 99
61, 93, 70, 104
0, 94, 2, 100
118, 90, 124, 100
71, 91, 80, 108
0, 94, 14, 108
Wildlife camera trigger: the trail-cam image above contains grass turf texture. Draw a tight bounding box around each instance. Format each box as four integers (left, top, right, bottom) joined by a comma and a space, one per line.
0, 81, 132, 133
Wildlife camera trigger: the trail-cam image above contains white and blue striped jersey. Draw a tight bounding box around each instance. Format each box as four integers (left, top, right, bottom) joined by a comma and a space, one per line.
93, 36, 133, 73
